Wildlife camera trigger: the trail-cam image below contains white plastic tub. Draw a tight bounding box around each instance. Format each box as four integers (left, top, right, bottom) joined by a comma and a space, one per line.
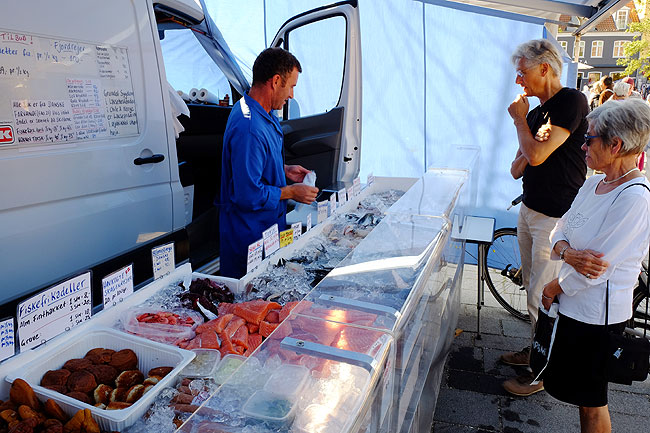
263, 364, 309, 398
5, 327, 194, 432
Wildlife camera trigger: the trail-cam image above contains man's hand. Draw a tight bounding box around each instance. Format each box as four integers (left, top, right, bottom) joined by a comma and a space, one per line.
535, 120, 551, 142
281, 184, 318, 204
285, 165, 310, 183
508, 94, 529, 122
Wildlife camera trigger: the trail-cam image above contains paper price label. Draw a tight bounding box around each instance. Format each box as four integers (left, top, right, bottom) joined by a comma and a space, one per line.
347, 186, 354, 204
307, 213, 312, 231
353, 177, 361, 196
291, 222, 302, 241
152, 242, 175, 280
0, 318, 15, 362
17, 271, 92, 351
367, 172, 375, 186
102, 264, 134, 310
263, 224, 280, 257
338, 188, 347, 206
279, 229, 294, 248
246, 238, 264, 273
317, 201, 328, 223
329, 194, 337, 215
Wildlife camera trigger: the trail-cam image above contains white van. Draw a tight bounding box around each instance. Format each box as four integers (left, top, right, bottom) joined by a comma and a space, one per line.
0, 0, 361, 311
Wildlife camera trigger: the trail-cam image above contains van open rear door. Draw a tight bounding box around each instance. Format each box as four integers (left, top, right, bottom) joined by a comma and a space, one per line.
270, 0, 362, 190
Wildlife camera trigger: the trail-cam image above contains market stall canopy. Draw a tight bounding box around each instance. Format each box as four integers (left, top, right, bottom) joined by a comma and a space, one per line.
420, 0, 630, 34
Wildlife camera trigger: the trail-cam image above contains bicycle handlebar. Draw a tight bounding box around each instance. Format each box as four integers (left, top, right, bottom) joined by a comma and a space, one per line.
507, 194, 523, 211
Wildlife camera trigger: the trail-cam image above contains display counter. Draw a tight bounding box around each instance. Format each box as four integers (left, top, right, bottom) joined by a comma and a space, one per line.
0, 168, 471, 433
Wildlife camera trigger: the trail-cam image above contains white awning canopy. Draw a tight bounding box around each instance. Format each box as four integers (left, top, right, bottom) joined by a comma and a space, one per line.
419, 0, 629, 35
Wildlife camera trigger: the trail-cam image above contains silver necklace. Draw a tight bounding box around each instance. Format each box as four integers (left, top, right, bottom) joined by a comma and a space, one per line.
602, 167, 640, 185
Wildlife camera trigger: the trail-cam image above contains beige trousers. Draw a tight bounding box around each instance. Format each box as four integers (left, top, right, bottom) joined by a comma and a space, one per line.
517, 203, 562, 341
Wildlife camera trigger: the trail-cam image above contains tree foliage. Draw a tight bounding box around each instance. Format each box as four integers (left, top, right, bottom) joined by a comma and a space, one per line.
617, 18, 650, 76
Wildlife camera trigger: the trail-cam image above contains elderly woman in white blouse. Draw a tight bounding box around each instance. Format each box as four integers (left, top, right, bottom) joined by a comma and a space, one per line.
541, 98, 650, 433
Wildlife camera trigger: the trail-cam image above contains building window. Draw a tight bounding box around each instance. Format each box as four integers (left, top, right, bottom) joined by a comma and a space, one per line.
616, 9, 629, 30
611, 71, 626, 81
591, 40, 604, 58
559, 40, 568, 52
578, 40, 585, 58
588, 72, 601, 83
613, 40, 628, 58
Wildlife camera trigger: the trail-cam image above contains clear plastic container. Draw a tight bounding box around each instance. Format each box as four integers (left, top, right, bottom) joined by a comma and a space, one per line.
121, 307, 203, 344
242, 390, 296, 424
263, 364, 309, 398
293, 404, 344, 433
212, 354, 245, 385
180, 349, 221, 379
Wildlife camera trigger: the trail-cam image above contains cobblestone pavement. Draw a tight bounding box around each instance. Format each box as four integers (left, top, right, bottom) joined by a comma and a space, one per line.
431, 265, 650, 433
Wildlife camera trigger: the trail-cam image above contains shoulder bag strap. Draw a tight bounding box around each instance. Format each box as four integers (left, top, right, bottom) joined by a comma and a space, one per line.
605, 182, 650, 328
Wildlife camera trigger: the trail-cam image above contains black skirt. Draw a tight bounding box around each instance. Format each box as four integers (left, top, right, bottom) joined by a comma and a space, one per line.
543, 313, 626, 407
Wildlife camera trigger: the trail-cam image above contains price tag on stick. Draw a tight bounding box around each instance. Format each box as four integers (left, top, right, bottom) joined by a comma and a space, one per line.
338, 188, 347, 206
17, 272, 92, 351
279, 229, 294, 248
246, 238, 264, 274
102, 264, 134, 310
307, 213, 312, 231
329, 194, 337, 215
263, 224, 280, 257
152, 243, 175, 280
0, 318, 15, 362
317, 201, 328, 223
353, 177, 361, 196
291, 222, 302, 241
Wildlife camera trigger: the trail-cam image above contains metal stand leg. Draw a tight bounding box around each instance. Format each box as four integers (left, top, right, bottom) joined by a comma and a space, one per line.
476, 244, 484, 340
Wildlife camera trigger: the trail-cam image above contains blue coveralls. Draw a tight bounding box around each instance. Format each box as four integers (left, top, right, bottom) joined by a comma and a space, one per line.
218, 93, 287, 278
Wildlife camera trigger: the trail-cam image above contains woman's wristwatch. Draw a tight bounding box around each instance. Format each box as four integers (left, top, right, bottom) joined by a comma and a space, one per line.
559, 245, 569, 261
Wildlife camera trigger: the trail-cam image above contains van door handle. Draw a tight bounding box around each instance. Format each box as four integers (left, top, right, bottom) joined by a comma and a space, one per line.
134, 154, 165, 165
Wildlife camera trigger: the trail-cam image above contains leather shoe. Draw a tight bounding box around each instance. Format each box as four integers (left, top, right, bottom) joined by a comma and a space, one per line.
500, 347, 530, 366
503, 374, 544, 397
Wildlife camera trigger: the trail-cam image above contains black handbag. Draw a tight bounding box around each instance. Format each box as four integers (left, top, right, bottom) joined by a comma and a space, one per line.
605, 281, 650, 385
530, 302, 559, 382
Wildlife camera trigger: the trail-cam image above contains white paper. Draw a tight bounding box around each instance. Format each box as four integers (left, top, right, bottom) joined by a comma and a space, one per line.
0, 318, 15, 362
291, 222, 302, 241
17, 271, 92, 351
102, 264, 134, 310
307, 213, 312, 231
263, 224, 280, 257
329, 194, 337, 215
317, 201, 328, 223
247, 238, 264, 273
347, 186, 354, 203
338, 188, 347, 206
152, 242, 175, 280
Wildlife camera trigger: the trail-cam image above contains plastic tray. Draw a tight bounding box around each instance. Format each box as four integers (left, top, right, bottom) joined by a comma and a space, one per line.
179, 349, 221, 379
5, 327, 195, 432
263, 364, 309, 398
242, 389, 297, 425
121, 307, 203, 344
213, 354, 246, 385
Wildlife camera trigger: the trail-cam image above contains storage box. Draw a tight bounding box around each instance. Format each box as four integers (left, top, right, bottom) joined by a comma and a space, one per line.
242, 390, 297, 425
5, 327, 195, 432
121, 307, 203, 344
179, 349, 221, 379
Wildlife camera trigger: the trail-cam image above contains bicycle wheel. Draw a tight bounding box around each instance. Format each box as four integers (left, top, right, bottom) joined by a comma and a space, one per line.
483, 227, 530, 322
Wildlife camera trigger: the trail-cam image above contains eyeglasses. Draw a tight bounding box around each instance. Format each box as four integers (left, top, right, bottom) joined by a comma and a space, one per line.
516, 64, 539, 78
584, 134, 599, 146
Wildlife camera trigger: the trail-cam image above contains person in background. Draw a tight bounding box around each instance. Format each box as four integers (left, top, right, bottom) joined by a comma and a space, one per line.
504, 39, 589, 396
612, 81, 631, 100
218, 48, 318, 278
542, 99, 650, 433
599, 76, 614, 105
589, 80, 604, 110
622, 77, 642, 99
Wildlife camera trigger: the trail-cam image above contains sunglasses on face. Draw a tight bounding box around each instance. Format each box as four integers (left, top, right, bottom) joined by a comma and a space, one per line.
515, 64, 538, 78
584, 134, 599, 146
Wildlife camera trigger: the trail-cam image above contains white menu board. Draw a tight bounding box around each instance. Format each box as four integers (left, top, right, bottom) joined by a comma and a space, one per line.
102, 264, 134, 310
17, 272, 92, 351
0, 30, 138, 148
152, 243, 175, 280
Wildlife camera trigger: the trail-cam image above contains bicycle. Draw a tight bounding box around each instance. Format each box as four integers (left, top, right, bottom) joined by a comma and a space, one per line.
480, 194, 530, 322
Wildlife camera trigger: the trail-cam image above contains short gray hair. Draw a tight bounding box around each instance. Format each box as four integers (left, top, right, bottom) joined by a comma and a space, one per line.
613, 80, 631, 97
587, 99, 650, 155
511, 39, 562, 77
